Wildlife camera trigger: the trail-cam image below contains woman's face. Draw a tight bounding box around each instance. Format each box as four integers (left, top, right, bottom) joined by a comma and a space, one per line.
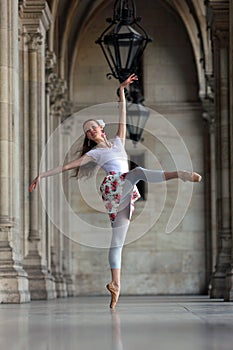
83, 120, 103, 142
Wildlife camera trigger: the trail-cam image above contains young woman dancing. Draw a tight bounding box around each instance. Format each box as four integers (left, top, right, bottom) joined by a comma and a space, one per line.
29, 74, 201, 309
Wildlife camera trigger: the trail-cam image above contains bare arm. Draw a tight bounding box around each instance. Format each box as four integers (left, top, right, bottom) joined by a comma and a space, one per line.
116, 74, 138, 143
29, 154, 93, 192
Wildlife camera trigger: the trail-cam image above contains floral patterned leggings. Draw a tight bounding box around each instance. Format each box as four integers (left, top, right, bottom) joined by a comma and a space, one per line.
107, 167, 164, 269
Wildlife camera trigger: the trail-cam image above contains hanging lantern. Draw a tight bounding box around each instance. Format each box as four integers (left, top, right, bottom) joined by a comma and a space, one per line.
96, 0, 152, 142
96, 0, 152, 82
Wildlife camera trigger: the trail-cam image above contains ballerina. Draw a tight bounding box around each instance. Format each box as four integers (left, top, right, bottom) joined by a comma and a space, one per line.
30, 73, 201, 308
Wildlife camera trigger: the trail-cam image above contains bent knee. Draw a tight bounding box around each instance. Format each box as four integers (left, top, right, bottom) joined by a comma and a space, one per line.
131, 166, 145, 177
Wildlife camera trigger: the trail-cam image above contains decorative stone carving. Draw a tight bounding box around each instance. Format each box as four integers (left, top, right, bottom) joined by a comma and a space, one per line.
46, 72, 73, 120
45, 49, 57, 72
21, 31, 43, 51
19, 0, 52, 32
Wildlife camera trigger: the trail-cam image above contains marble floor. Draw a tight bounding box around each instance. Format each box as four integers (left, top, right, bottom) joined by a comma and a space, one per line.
0, 295, 233, 350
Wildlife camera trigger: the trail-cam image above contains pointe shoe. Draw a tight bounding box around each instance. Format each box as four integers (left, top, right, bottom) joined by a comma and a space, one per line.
106, 282, 120, 309
178, 171, 202, 182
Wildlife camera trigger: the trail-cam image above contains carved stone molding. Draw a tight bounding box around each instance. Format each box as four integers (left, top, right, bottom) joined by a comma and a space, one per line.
206, 73, 215, 93
19, 0, 52, 33
46, 74, 67, 102
213, 29, 229, 47
18, 0, 24, 11
207, 0, 229, 24
207, 0, 229, 45
0, 216, 14, 228
46, 72, 59, 95
51, 97, 72, 120
45, 50, 57, 72
202, 99, 216, 133
46, 72, 72, 119
20, 31, 43, 51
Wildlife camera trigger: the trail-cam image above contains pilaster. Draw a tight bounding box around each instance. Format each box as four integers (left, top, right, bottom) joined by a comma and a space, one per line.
0, 0, 30, 303
62, 224, 75, 297
201, 96, 217, 291
45, 50, 74, 298
206, 0, 231, 299
225, 0, 233, 301
19, 0, 56, 300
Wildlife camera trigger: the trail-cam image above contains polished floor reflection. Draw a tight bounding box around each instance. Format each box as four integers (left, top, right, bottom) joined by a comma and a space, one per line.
0, 296, 233, 350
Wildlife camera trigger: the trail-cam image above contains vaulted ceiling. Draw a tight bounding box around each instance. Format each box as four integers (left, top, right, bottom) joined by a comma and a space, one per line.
47, 0, 209, 94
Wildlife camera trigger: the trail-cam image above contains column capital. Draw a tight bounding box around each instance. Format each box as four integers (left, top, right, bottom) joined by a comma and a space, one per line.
207, 0, 229, 47
20, 31, 43, 51
213, 28, 229, 47
19, 0, 52, 33
207, 0, 229, 33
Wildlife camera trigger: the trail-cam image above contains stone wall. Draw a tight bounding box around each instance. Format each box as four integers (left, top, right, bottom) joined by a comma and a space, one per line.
70, 1, 205, 295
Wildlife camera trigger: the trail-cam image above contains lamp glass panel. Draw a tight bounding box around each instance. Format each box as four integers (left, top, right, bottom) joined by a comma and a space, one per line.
126, 103, 150, 141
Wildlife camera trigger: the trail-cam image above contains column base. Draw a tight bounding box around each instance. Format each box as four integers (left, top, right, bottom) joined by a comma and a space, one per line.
54, 273, 68, 298
0, 233, 31, 303
27, 271, 57, 300
64, 273, 75, 297
24, 251, 57, 300
209, 271, 226, 299
224, 270, 233, 301
0, 267, 31, 303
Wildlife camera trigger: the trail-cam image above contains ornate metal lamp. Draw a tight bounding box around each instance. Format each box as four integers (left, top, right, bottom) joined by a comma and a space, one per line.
95, 0, 151, 82
96, 0, 151, 142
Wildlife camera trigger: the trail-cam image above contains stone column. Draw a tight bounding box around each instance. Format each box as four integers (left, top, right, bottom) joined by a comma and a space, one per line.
0, 0, 30, 302
207, 1, 231, 299
201, 96, 217, 289
61, 126, 75, 297
225, 0, 233, 300
19, 0, 56, 299
46, 71, 73, 297
44, 50, 57, 280
63, 237, 75, 297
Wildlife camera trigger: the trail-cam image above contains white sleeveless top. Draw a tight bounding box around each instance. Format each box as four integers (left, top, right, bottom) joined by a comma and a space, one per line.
86, 136, 129, 174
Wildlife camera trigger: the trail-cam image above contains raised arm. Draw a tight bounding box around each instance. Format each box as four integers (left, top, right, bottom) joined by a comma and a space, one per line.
116, 73, 138, 143
29, 154, 93, 192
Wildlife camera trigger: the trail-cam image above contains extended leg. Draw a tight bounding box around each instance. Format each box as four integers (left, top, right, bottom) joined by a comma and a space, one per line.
119, 168, 201, 207
125, 167, 201, 186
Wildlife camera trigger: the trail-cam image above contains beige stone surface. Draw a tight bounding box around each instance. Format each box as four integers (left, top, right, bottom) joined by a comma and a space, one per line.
0, 0, 232, 302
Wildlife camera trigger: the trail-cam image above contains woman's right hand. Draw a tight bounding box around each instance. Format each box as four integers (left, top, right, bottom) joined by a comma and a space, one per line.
120, 73, 138, 90
29, 175, 41, 192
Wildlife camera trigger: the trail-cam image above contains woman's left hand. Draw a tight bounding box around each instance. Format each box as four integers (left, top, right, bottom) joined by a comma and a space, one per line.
120, 73, 138, 89
29, 175, 41, 192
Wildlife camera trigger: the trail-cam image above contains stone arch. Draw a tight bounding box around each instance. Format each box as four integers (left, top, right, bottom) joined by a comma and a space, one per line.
47, 0, 212, 102
47, 0, 212, 103
163, 0, 211, 98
